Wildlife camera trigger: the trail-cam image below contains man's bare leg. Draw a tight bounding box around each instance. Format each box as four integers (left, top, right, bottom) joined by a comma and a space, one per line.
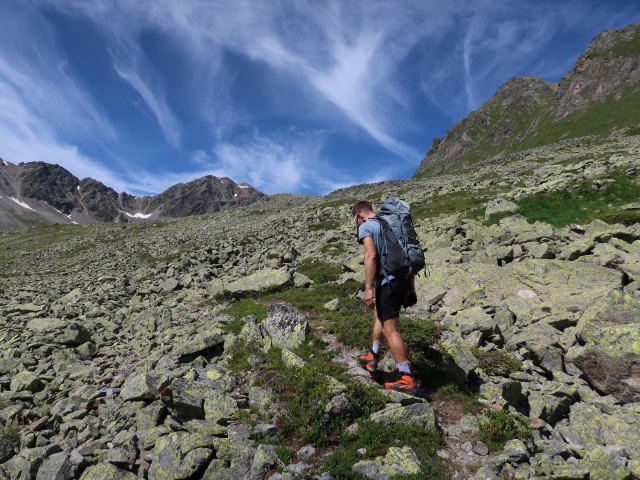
372, 307, 408, 363
380, 317, 408, 363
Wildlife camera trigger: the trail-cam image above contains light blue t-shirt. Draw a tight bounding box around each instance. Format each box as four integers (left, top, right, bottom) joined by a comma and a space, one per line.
358, 219, 394, 286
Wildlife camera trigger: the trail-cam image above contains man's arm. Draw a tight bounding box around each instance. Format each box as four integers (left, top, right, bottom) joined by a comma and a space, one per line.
362, 236, 377, 308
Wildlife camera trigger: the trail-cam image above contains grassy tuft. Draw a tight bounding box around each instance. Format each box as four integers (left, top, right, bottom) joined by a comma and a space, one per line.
478, 410, 533, 452
515, 172, 640, 227
296, 259, 344, 284
471, 347, 522, 377
261, 281, 359, 312
325, 420, 444, 479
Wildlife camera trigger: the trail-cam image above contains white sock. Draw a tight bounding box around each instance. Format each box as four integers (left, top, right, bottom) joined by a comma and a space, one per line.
371, 342, 381, 355
397, 361, 412, 375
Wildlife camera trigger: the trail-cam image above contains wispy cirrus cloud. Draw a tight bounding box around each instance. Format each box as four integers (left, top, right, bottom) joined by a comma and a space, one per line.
39, 0, 454, 162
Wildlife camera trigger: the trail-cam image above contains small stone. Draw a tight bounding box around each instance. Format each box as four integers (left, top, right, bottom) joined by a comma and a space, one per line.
473, 442, 489, 456
297, 445, 316, 460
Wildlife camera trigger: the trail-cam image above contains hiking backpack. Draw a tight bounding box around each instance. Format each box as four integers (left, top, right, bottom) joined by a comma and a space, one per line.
375, 197, 425, 279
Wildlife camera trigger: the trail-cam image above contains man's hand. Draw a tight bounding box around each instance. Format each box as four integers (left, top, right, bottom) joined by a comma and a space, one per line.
365, 287, 375, 309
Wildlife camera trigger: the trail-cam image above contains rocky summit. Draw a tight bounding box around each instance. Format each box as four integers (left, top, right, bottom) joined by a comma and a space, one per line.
0, 160, 264, 231
1, 24, 640, 480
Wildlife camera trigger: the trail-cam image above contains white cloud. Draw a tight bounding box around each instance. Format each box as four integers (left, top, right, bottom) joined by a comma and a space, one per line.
116, 130, 359, 196
113, 59, 181, 148
39, 0, 450, 161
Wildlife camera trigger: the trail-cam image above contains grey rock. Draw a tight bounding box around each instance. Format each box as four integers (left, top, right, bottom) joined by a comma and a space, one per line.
120, 373, 157, 402
35, 452, 72, 480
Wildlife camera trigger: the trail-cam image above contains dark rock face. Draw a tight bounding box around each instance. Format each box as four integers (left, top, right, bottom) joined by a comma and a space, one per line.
78, 178, 121, 222
149, 176, 263, 218
19, 162, 80, 214
416, 23, 640, 176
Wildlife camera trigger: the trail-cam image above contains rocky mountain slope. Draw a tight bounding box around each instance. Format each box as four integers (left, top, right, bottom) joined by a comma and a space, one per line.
415, 23, 640, 176
0, 131, 639, 479
0, 160, 264, 231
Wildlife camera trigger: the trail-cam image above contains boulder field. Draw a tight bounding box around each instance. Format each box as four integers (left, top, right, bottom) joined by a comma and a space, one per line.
0, 133, 639, 479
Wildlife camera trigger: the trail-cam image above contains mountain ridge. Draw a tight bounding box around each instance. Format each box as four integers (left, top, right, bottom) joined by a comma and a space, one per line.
415, 23, 640, 176
0, 159, 264, 230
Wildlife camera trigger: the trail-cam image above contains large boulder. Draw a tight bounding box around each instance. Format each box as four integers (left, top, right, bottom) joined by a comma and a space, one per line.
565, 290, 640, 403
224, 269, 291, 296
148, 433, 215, 479
556, 402, 640, 460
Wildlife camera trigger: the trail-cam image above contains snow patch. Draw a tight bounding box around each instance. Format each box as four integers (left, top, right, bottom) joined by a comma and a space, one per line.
77, 185, 80, 191
9, 197, 35, 211
1, 159, 8, 166
42, 201, 63, 214
239, 185, 250, 189
234, 193, 238, 197
124, 211, 152, 219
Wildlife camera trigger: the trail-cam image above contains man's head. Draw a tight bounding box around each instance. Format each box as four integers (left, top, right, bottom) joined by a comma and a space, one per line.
352, 200, 375, 225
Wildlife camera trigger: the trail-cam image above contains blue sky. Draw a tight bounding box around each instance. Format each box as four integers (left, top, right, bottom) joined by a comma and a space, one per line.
1, 1, 639, 196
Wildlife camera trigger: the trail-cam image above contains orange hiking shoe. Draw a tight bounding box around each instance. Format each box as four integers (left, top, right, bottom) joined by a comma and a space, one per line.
384, 373, 417, 392
357, 351, 379, 372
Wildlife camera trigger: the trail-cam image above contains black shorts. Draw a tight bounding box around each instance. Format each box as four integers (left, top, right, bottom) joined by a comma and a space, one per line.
375, 278, 411, 321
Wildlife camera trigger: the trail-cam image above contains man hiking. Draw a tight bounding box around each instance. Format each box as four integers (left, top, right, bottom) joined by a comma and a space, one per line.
352, 200, 416, 392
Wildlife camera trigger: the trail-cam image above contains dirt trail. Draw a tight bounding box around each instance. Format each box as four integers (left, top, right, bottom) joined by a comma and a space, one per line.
316, 327, 496, 479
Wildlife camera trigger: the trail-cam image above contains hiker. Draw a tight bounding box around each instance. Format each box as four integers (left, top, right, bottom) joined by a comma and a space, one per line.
352, 200, 417, 392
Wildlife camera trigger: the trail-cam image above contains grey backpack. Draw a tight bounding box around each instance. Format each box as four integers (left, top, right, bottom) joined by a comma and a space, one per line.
375, 197, 425, 279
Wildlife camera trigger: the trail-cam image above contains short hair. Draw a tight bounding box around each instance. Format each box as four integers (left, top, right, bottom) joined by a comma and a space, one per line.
352, 200, 373, 216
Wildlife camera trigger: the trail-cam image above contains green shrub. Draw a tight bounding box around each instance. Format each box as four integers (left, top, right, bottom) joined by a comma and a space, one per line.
0, 424, 19, 448
434, 383, 483, 411
471, 347, 522, 377
274, 445, 295, 465
599, 210, 640, 226
478, 410, 533, 451
295, 259, 344, 284
325, 420, 444, 479
260, 281, 359, 312
324, 297, 373, 350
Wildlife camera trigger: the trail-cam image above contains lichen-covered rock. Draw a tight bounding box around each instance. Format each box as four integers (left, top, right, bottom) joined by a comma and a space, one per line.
35, 452, 72, 480
565, 290, 640, 404
485, 198, 519, 219
175, 329, 225, 360
370, 403, 436, 429
203, 392, 238, 425
581, 447, 633, 480
352, 446, 422, 480
262, 311, 308, 350
120, 373, 157, 402
79, 464, 138, 480
437, 333, 479, 384
148, 433, 215, 479
225, 269, 291, 296
556, 402, 640, 459
3, 445, 62, 480
281, 348, 305, 368
10, 371, 43, 393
